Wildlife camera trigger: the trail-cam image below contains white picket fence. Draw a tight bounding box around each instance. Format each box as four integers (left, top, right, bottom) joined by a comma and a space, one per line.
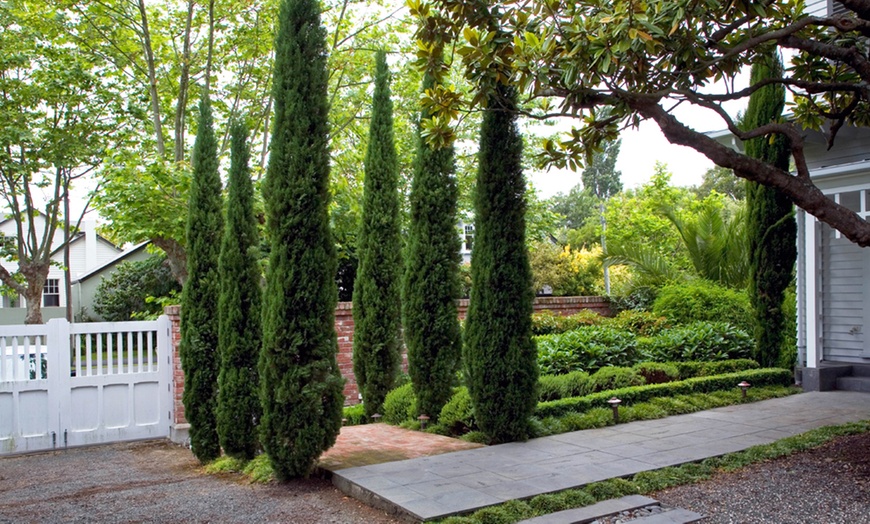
0, 317, 172, 454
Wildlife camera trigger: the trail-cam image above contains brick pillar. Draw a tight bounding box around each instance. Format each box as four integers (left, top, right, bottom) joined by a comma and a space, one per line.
334, 302, 359, 404
164, 305, 189, 443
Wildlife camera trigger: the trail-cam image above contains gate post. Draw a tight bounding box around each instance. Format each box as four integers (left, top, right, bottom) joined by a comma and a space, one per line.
164, 306, 189, 444
47, 318, 71, 449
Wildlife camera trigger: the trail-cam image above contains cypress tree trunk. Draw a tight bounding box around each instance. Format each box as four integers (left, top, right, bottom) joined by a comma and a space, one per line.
217, 120, 262, 460
352, 51, 403, 419
180, 94, 223, 463
259, 0, 344, 479
402, 65, 463, 421
464, 84, 537, 444
743, 51, 797, 368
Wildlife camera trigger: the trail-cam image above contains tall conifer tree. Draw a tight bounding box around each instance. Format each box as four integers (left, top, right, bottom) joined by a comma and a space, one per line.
352, 51, 402, 418
217, 120, 262, 460
180, 94, 223, 463
464, 84, 537, 444
744, 50, 797, 368
403, 64, 463, 421
259, 0, 344, 479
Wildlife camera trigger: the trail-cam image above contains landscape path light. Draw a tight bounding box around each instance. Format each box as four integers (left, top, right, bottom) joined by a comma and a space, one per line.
738, 381, 752, 399
607, 397, 622, 424
418, 414, 430, 430
371, 413, 382, 424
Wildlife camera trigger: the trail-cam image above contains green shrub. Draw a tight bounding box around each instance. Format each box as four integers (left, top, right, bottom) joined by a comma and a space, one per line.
382, 383, 417, 424
778, 287, 797, 369
93, 255, 182, 321
531, 310, 603, 335
461, 430, 490, 444
342, 404, 366, 426
639, 321, 753, 362
602, 310, 671, 336
610, 286, 659, 312
536, 326, 639, 375
538, 371, 591, 401
633, 362, 680, 384
534, 368, 793, 418
675, 359, 760, 378
440, 387, 476, 435
588, 366, 645, 392
585, 478, 639, 501
652, 281, 753, 332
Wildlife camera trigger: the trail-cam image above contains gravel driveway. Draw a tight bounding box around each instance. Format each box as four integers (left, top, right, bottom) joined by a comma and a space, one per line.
0, 440, 400, 524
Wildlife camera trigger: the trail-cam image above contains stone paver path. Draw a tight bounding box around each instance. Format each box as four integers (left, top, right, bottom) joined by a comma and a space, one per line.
328, 391, 870, 522
318, 423, 483, 471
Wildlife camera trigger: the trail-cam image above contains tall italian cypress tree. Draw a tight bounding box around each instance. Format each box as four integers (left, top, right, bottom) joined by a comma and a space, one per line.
744, 50, 797, 368
403, 64, 463, 421
216, 120, 262, 460
180, 94, 223, 463
259, 0, 344, 479
464, 84, 537, 444
352, 51, 403, 419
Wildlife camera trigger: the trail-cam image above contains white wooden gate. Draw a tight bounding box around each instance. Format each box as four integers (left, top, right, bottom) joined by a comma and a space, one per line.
0, 317, 172, 454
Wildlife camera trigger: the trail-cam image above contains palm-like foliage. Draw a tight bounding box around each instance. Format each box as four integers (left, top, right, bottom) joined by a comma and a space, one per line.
605, 203, 747, 290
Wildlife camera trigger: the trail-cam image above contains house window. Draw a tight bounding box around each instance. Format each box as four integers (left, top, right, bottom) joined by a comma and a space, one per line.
463, 224, 474, 252
43, 279, 60, 307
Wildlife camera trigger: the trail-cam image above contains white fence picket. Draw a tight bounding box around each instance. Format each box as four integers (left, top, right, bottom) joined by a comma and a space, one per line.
0, 317, 171, 455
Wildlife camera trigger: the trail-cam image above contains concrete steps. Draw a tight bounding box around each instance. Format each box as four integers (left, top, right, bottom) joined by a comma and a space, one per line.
518, 495, 704, 524
835, 364, 870, 392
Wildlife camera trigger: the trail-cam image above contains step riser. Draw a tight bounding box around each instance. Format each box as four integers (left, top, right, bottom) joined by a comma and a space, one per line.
850, 365, 870, 378
836, 376, 870, 393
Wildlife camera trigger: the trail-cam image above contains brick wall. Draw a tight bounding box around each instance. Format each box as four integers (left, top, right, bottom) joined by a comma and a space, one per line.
164, 305, 186, 426
166, 296, 611, 412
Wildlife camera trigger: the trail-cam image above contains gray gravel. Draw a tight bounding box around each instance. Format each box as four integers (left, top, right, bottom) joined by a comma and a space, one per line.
653, 432, 870, 524
0, 440, 400, 524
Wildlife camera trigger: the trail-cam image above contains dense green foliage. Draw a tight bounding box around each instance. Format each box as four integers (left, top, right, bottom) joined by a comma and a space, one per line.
534, 368, 793, 418
259, 0, 344, 479
179, 95, 223, 463
530, 310, 602, 335
652, 281, 753, 332
744, 51, 797, 369
536, 326, 640, 375
464, 86, 538, 443
352, 51, 403, 418
92, 255, 181, 321
587, 366, 645, 392
638, 321, 754, 363
382, 382, 417, 425
402, 65, 463, 421
216, 121, 262, 460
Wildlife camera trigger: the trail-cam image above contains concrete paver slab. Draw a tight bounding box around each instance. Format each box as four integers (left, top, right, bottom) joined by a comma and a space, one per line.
329, 391, 870, 522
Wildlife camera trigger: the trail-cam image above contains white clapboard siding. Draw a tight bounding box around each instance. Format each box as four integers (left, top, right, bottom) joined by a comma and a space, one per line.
820, 223, 870, 360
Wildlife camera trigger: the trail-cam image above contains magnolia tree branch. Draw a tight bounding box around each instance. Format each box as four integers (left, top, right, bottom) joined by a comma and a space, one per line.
630, 96, 870, 246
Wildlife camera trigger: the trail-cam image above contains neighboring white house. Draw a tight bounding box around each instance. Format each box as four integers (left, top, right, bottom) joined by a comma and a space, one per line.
0, 214, 123, 323
712, 121, 870, 391
459, 221, 474, 264
710, 0, 870, 391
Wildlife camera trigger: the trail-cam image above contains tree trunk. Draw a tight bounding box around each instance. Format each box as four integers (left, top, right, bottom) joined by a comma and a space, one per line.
21, 263, 49, 325
137, 0, 166, 157
153, 237, 188, 285
174, 0, 195, 163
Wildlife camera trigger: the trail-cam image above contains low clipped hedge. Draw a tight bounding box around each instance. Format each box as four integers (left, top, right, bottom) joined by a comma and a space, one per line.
535, 368, 792, 419
531, 310, 603, 335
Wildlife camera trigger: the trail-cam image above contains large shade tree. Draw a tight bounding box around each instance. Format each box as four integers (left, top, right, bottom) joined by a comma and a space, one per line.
259, 0, 345, 480
410, 0, 870, 246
